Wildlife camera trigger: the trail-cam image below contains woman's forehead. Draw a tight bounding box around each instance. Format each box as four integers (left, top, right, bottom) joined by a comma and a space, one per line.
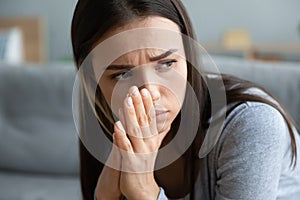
90, 17, 186, 75
99, 16, 181, 43
110, 48, 177, 64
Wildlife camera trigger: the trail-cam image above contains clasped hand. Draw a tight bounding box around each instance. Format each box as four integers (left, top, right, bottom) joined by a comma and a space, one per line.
95, 86, 164, 200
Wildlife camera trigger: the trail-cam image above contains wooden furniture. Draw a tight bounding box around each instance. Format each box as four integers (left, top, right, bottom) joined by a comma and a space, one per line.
222, 29, 252, 50
0, 17, 46, 63
203, 29, 300, 62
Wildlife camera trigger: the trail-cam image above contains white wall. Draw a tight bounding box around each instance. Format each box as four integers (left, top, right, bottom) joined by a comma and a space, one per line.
1, 0, 300, 61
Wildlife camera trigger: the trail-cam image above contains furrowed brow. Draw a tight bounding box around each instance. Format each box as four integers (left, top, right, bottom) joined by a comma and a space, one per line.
105, 64, 135, 70
149, 49, 178, 61
105, 49, 178, 70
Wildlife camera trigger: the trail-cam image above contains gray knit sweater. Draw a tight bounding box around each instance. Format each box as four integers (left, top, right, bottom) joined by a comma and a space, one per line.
158, 101, 300, 200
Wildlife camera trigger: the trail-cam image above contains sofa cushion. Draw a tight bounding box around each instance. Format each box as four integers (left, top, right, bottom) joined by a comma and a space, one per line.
208, 56, 300, 127
0, 171, 81, 200
0, 63, 79, 175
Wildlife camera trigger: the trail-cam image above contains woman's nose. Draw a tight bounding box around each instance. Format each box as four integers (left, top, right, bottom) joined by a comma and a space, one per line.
135, 66, 161, 102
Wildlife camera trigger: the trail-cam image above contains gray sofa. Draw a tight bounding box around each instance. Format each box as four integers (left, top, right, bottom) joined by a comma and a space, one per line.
210, 56, 300, 127
0, 63, 81, 200
0, 57, 299, 200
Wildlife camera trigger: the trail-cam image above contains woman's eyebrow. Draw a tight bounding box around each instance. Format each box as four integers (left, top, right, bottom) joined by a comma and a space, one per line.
105, 49, 178, 71
105, 64, 135, 71
149, 49, 178, 61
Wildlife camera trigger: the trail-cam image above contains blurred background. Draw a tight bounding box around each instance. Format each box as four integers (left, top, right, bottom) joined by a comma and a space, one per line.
0, 1, 300, 200
1, 0, 300, 63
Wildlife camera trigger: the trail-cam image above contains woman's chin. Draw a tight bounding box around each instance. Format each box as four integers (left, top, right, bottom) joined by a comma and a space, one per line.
157, 121, 171, 136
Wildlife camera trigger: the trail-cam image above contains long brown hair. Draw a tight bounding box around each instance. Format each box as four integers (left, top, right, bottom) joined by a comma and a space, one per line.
71, 0, 298, 199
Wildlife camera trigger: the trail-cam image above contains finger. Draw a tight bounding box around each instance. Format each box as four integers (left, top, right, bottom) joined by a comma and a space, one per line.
123, 96, 142, 138
113, 121, 133, 153
129, 86, 153, 139
140, 88, 157, 135
123, 96, 146, 152
129, 86, 148, 127
118, 108, 126, 131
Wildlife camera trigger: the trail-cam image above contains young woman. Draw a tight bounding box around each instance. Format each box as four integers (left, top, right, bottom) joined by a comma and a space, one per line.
71, 0, 300, 199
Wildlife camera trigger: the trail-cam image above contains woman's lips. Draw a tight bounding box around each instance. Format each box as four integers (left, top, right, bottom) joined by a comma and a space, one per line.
155, 110, 169, 122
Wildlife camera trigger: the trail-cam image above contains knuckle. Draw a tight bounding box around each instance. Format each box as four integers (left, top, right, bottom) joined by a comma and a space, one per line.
113, 132, 122, 141
128, 108, 136, 116
129, 126, 141, 137
138, 113, 148, 125
147, 115, 153, 124
134, 98, 143, 107
133, 94, 142, 101
124, 142, 131, 150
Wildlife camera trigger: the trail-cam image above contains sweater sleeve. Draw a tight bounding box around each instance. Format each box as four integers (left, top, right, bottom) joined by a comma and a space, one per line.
157, 187, 168, 200
215, 102, 287, 200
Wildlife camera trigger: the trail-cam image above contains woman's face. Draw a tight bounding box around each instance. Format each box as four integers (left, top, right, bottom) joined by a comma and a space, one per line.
95, 16, 187, 137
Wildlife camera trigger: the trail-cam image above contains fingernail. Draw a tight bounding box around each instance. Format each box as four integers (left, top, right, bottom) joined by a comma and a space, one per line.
141, 88, 148, 97
127, 97, 133, 107
116, 121, 125, 132
130, 86, 139, 96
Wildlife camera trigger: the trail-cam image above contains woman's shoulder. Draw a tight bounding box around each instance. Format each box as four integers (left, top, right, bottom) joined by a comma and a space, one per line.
204, 101, 300, 199
201, 89, 293, 161
206, 99, 293, 167
202, 99, 292, 167
220, 101, 289, 148
209, 101, 300, 199
221, 86, 291, 140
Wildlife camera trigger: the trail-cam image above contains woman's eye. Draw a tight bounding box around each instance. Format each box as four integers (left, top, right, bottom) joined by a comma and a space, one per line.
156, 59, 177, 71
110, 71, 133, 80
